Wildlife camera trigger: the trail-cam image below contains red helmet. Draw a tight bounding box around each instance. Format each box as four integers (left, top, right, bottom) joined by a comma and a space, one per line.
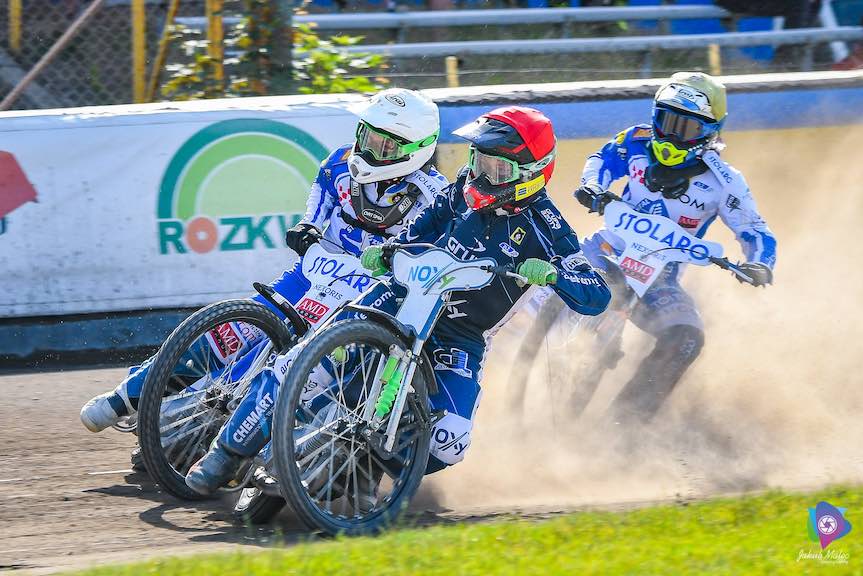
453, 106, 556, 212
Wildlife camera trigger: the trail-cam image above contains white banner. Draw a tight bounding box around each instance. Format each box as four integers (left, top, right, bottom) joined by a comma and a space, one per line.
0, 95, 365, 317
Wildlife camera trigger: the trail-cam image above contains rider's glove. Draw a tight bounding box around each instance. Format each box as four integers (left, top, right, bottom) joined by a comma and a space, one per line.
736, 262, 773, 287
574, 183, 619, 215
517, 258, 558, 287
361, 245, 389, 277
285, 223, 321, 257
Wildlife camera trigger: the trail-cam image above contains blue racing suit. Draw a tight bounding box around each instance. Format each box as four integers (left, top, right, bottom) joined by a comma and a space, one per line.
105, 144, 448, 417
218, 169, 611, 471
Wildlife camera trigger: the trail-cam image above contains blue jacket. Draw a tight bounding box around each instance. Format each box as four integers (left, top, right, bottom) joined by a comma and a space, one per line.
397, 169, 611, 343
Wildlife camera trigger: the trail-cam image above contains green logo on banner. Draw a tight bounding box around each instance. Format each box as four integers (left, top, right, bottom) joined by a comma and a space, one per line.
156, 119, 328, 255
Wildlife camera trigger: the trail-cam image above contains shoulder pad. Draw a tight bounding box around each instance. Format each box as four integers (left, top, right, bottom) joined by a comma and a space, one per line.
612, 125, 651, 159
701, 150, 743, 189
628, 124, 653, 141
321, 144, 353, 169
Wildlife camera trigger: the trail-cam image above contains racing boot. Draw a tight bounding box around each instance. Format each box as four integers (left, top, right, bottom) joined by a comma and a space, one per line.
80, 388, 132, 432
185, 444, 247, 496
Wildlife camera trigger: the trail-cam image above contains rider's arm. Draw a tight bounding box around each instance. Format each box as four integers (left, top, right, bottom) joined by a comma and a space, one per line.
302, 147, 350, 230
716, 167, 778, 270
581, 125, 647, 189
396, 179, 459, 244
546, 234, 612, 317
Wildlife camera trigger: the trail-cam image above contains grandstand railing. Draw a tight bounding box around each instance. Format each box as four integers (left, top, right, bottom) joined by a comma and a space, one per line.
175, 5, 732, 32
337, 27, 863, 57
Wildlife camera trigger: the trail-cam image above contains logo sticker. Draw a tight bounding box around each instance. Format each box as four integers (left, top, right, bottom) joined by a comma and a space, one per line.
385, 94, 406, 107
540, 208, 562, 230
725, 195, 741, 211
361, 208, 385, 223
156, 119, 328, 255
514, 174, 545, 201
206, 322, 246, 361
433, 348, 473, 378
634, 198, 668, 217
296, 297, 330, 324
562, 252, 589, 272
510, 227, 527, 245
678, 215, 701, 229
808, 502, 852, 549
499, 242, 519, 258
619, 256, 655, 283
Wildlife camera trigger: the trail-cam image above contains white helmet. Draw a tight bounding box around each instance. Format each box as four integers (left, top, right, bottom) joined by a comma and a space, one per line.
348, 88, 440, 184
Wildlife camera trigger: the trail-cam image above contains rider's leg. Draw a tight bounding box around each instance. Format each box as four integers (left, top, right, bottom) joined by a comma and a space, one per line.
424, 333, 485, 475
185, 282, 400, 495
80, 264, 309, 433
253, 261, 311, 319
608, 277, 704, 423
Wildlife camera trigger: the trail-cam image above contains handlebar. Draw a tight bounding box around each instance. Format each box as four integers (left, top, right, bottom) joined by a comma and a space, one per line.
480, 264, 529, 286
709, 256, 755, 285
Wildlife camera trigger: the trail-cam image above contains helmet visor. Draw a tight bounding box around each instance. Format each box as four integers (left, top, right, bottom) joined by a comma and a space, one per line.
356, 122, 440, 162
654, 109, 713, 143
469, 148, 519, 186
356, 122, 404, 161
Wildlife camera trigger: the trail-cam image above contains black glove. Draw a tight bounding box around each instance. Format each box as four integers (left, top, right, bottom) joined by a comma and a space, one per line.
285, 223, 321, 257
574, 183, 619, 215
735, 262, 773, 287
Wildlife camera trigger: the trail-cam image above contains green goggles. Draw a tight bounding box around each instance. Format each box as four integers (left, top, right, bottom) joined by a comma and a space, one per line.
355, 122, 439, 162
467, 146, 555, 186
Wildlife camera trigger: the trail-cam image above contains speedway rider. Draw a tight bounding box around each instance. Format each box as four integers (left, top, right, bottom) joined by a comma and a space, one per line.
183, 106, 611, 495
80, 88, 448, 437
574, 72, 777, 422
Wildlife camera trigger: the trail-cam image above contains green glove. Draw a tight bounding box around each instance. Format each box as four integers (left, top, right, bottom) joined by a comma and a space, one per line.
517, 258, 557, 287
361, 245, 389, 277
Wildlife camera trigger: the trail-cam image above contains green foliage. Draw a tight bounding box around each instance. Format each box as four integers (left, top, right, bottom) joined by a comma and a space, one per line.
292, 24, 387, 95
159, 8, 386, 101
74, 485, 861, 575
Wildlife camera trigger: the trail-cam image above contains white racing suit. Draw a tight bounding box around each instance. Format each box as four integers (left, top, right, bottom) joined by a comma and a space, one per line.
578, 125, 777, 421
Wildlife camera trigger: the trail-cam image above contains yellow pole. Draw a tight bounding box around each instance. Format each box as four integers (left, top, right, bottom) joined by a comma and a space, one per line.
206, 0, 224, 96
708, 43, 722, 76
145, 0, 181, 101
445, 55, 459, 88
9, 0, 22, 54
132, 0, 146, 103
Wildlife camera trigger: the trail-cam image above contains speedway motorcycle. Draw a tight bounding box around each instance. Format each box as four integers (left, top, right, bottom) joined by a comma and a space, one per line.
270, 243, 527, 535
136, 240, 375, 522
508, 200, 755, 420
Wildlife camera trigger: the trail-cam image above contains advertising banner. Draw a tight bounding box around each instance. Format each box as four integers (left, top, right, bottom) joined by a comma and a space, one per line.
0, 97, 362, 317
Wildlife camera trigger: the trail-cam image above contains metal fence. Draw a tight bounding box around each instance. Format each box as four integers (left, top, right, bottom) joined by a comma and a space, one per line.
342, 27, 863, 57
0, 0, 234, 110
2, 3, 861, 110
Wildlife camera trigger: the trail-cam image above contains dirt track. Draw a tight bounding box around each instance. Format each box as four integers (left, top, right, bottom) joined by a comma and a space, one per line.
0, 366, 568, 575
0, 367, 287, 574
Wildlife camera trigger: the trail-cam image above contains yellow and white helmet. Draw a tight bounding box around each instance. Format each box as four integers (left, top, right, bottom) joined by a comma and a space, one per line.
651, 72, 727, 167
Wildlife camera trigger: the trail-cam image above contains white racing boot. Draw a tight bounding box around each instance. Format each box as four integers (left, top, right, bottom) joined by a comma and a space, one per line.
80, 388, 133, 432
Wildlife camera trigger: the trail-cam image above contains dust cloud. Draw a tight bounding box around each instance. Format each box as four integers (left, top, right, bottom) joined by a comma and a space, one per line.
426, 125, 863, 511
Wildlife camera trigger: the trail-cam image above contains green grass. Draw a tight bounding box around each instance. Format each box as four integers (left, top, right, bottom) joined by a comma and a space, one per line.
75, 486, 862, 576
